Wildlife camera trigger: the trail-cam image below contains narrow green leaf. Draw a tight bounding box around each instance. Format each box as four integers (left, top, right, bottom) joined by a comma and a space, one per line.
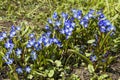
87, 39, 95, 44
55, 60, 61, 67
98, 74, 108, 80
48, 70, 54, 78
88, 64, 95, 73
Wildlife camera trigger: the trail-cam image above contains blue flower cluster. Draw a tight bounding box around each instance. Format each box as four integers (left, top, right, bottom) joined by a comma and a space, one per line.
97, 11, 116, 33
2, 26, 21, 65
80, 9, 95, 28
16, 66, 31, 74
0, 32, 7, 41
0, 9, 116, 75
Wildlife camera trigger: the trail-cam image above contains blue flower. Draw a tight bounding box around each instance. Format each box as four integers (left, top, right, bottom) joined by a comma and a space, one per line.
34, 42, 42, 51
90, 55, 97, 62
5, 39, 14, 49
77, 10, 82, 19
11, 25, 16, 30
98, 18, 116, 33
16, 26, 21, 31
0, 32, 7, 41
15, 48, 22, 56
10, 30, 16, 37
97, 10, 106, 20
45, 25, 50, 30
80, 9, 95, 28
25, 66, 31, 73
61, 12, 68, 19
2, 32, 7, 38
80, 19, 88, 28
43, 38, 51, 47
48, 18, 52, 24
30, 51, 37, 60
16, 67, 23, 74
87, 9, 95, 18
55, 20, 61, 26
60, 29, 65, 34
56, 41, 62, 47
46, 31, 51, 37
100, 26, 106, 32
27, 38, 36, 48
72, 9, 78, 18
6, 58, 14, 65
3, 51, 11, 60
52, 12, 58, 19
29, 33, 35, 38
106, 25, 116, 32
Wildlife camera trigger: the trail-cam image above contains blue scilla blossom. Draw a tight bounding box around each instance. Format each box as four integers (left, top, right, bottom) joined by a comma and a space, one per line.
30, 51, 37, 60
9, 25, 17, 37
77, 10, 82, 19
3, 51, 12, 60
56, 41, 62, 47
46, 31, 51, 37
5, 58, 14, 65
80, 18, 89, 28
98, 18, 116, 32
15, 48, 22, 56
45, 25, 50, 30
80, 9, 95, 28
100, 26, 106, 32
55, 20, 61, 26
61, 12, 68, 19
87, 9, 95, 18
52, 38, 62, 47
16, 26, 21, 31
0, 32, 7, 41
52, 37, 59, 44
97, 11, 106, 20
48, 18, 52, 24
29, 33, 35, 38
106, 25, 116, 32
27, 38, 36, 48
72, 9, 82, 20
52, 12, 58, 19
72, 9, 78, 18
90, 55, 97, 62
25, 66, 31, 73
98, 20, 110, 27
0, 35, 4, 41
3, 49, 12, 59
1, 32, 7, 38
16, 67, 23, 74
38, 33, 48, 44
43, 38, 51, 47
11, 25, 16, 30
34, 42, 42, 51
60, 29, 65, 34
5, 39, 14, 49
10, 30, 16, 37
59, 18, 75, 38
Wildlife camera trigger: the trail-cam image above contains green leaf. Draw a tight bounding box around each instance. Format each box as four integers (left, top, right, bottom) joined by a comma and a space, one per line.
55, 60, 61, 67
99, 31, 112, 50
48, 70, 54, 78
98, 74, 108, 80
68, 49, 93, 65
87, 39, 95, 44
27, 74, 33, 79
85, 52, 92, 57
88, 64, 95, 73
